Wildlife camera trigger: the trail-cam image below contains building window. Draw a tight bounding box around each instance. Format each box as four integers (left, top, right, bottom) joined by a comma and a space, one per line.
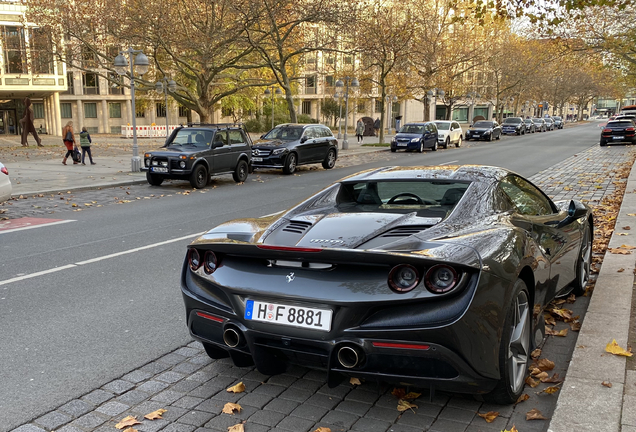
156, 102, 166, 118
84, 103, 97, 118
81, 46, 97, 69
178, 105, 189, 117
3, 26, 26, 74
357, 101, 366, 113
61, 103, 72, 118
33, 103, 45, 119
344, 55, 352, 65
302, 101, 311, 115
325, 75, 334, 87
375, 99, 383, 113
31, 28, 53, 74
221, 106, 233, 117
108, 73, 124, 95
136, 106, 145, 118
83, 73, 99, 95
305, 76, 316, 95
326, 56, 334, 65
109, 103, 121, 118
86, 126, 98, 134
63, 72, 74, 95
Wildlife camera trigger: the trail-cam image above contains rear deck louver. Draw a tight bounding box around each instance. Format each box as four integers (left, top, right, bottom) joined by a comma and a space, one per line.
282, 220, 313, 234
381, 226, 428, 238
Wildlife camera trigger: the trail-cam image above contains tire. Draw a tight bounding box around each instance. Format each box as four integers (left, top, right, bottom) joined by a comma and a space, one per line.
600, 140, 607, 147
496, 132, 501, 140
390, 147, 397, 152
146, 172, 164, 186
488, 133, 493, 142
465, 136, 470, 141
283, 153, 297, 175
456, 136, 462, 148
431, 141, 438, 151
445, 138, 450, 149
484, 279, 531, 404
571, 223, 592, 296
232, 159, 248, 182
322, 149, 337, 169
417, 142, 424, 153
189, 164, 208, 189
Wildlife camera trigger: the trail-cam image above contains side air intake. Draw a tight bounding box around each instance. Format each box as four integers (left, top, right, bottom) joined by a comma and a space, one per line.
282, 220, 313, 234
380, 226, 429, 238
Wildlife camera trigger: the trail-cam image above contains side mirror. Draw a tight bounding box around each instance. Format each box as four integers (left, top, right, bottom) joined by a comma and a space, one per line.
212, 141, 223, 149
553, 200, 587, 228
300, 136, 308, 143
260, 134, 265, 139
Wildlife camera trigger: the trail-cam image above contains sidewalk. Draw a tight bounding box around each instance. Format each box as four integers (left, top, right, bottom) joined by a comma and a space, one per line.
0, 133, 391, 197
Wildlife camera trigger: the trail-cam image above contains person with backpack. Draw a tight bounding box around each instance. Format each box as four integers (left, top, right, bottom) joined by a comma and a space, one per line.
62, 121, 78, 165
79, 127, 96, 165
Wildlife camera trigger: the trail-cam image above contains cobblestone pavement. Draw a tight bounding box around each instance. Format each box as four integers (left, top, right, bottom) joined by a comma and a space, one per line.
11, 144, 636, 432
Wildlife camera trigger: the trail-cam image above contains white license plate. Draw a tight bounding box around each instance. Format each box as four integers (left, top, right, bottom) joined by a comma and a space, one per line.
397, 142, 408, 147
252, 157, 263, 162
151, 167, 168, 173
613, 136, 624, 140
245, 300, 332, 331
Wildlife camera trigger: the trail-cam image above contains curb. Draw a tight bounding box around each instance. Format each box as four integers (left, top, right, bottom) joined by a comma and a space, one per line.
548, 160, 636, 431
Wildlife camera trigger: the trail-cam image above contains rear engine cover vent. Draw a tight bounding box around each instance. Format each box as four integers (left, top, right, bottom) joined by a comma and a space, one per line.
282, 220, 313, 234
381, 226, 429, 238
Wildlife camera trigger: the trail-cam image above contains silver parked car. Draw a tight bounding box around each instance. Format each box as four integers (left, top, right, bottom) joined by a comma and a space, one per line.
0, 161, 12, 204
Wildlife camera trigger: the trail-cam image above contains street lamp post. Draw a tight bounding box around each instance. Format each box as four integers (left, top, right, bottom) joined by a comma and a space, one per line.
335, 91, 343, 139
263, 87, 282, 131
385, 94, 398, 134
155, 77, 177, 141
335, 77, 359, 150
114, 48, 150, 172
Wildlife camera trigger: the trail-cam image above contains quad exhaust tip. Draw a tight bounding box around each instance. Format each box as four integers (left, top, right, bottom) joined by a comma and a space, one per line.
337, 346, 361, 369
223, 327, 242, 348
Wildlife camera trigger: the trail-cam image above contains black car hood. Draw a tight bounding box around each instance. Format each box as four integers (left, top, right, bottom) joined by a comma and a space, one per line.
253, 139, 294, 148
148, 147, 197, 156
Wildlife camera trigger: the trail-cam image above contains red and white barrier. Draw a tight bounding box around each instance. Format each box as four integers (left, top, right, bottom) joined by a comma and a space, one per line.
120, 125, 180, 138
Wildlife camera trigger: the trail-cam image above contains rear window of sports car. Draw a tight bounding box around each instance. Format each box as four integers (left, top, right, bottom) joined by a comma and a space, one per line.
336, 180, 471, 218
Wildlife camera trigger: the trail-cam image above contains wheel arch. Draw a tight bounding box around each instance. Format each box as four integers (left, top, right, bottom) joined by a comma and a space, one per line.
193, 157, 211, 172
517, 266, 535, 308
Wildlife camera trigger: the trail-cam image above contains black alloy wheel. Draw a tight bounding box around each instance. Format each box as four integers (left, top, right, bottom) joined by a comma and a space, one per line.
283, 153, 297, 174
146, 172, 164, 186
571, 223, 592, 296
189, 164, 208, 189
484, 279, 531, 404
322, 149, 337, 169
232, 160, 249, 183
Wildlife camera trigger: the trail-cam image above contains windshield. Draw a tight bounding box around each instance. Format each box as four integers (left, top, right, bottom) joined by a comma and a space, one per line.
608, 121, 634, 128
167, 129, 213, 148
399, 124, 425, 134
503, 118, 521, 124
434, 122, 450, 130
554, 116, 562, 120
263, 126, 303, 141
473, 121, 492, 128
524, 119, 532, 123
533, 118, 544, 123
336, 180, 471, 219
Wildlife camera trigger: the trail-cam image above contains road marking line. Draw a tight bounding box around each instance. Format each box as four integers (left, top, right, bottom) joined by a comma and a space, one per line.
0, 264, 77, 286
260, 211, 284, 218
0, 219, 75, 235
439, 160, 459, 166
0, 232, 204, 286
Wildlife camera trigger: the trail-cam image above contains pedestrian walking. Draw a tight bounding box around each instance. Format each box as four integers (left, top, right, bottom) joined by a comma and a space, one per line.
62, 121, 78, 165
355, 119, 365, 143
20, 97, 43, 147
79, 127, 96, 165
373, 117, 380, 136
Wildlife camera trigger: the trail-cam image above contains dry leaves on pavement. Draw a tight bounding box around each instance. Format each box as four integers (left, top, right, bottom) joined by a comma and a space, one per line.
605, 339, 633, 357
503, 426, 519, 432
115, 416, 141, 429
531, 348, 541, 359
526, 408, 548, 420
602, 381, 613, 388
541, 373, 563, 384
525, 376, 540, 388
122, 428, 137, 432
536, 358, 555, 371
545, 327, 568, 337
349, 377, 361, 386
144, 409, 167, 420
515, 394, 530, 405
227, 423, 244, 432
313, 428, 332, 432
540, 385, 561, 395
222, 403, 242, 414
477, 411, 499, 423
397, 399, 418, 413
226, 382, 246, 393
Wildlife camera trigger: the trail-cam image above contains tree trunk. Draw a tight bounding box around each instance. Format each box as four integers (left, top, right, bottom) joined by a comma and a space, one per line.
379, 86, 386, 145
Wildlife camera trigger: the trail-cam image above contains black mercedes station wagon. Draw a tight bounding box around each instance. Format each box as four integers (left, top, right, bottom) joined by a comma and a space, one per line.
142, 123, 252, 188
252, 124, 338, 174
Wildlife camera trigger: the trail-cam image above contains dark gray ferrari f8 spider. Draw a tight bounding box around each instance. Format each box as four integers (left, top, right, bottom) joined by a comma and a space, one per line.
181, 165, 593, 404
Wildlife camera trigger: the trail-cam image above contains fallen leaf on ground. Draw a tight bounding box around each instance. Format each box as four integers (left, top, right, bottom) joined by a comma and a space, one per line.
403, 392, 421, 400
391, 388, 406, 399
620, 244, 636, 249
537, 358, 555, 371
602, 381, 613, 388
349, 377, 361, 386
617, 233, 629, 236
313, 428, 332, 432
123, 428, 137, 432
534, 371, 549, 381
605, 339, 633, 357
526, 408, 548, 420
623, 226, 632, 230
570, 322, 582, 331
546, 327, 568, 337
115, 416, 141, 429
477, 411, 499, 423
541, 385, 561, 394
566, 294, 576, 303
618, 268, 626, 272
222, 403, 242, 414
397, 399, 418, 412
608, 248, 632, 254
226, 382, 246, 393
515, 394, 530, 405
531, 348, 541, 359
227, 424, 244, 432
144, 409, 167, 420
542, 373, 563, 383
525, 376, 540, 388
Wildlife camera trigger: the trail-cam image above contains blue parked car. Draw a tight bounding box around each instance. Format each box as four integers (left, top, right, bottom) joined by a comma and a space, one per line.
391, 122, 439, 152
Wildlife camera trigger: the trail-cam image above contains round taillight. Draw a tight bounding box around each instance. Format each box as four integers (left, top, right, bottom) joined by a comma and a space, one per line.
188, 248, 201, 271
425, 265, 458, 294
204, 251, 218, 274
388, 264, 420, 293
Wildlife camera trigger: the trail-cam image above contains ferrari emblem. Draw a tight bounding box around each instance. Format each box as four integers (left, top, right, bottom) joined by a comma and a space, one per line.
286, 272, 295, 283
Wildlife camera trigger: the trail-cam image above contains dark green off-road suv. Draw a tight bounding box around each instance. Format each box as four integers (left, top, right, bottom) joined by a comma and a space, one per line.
142, 123, 252, 188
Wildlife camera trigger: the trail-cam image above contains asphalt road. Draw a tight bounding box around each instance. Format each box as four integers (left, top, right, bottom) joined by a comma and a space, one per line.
0, 121, 603, 430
